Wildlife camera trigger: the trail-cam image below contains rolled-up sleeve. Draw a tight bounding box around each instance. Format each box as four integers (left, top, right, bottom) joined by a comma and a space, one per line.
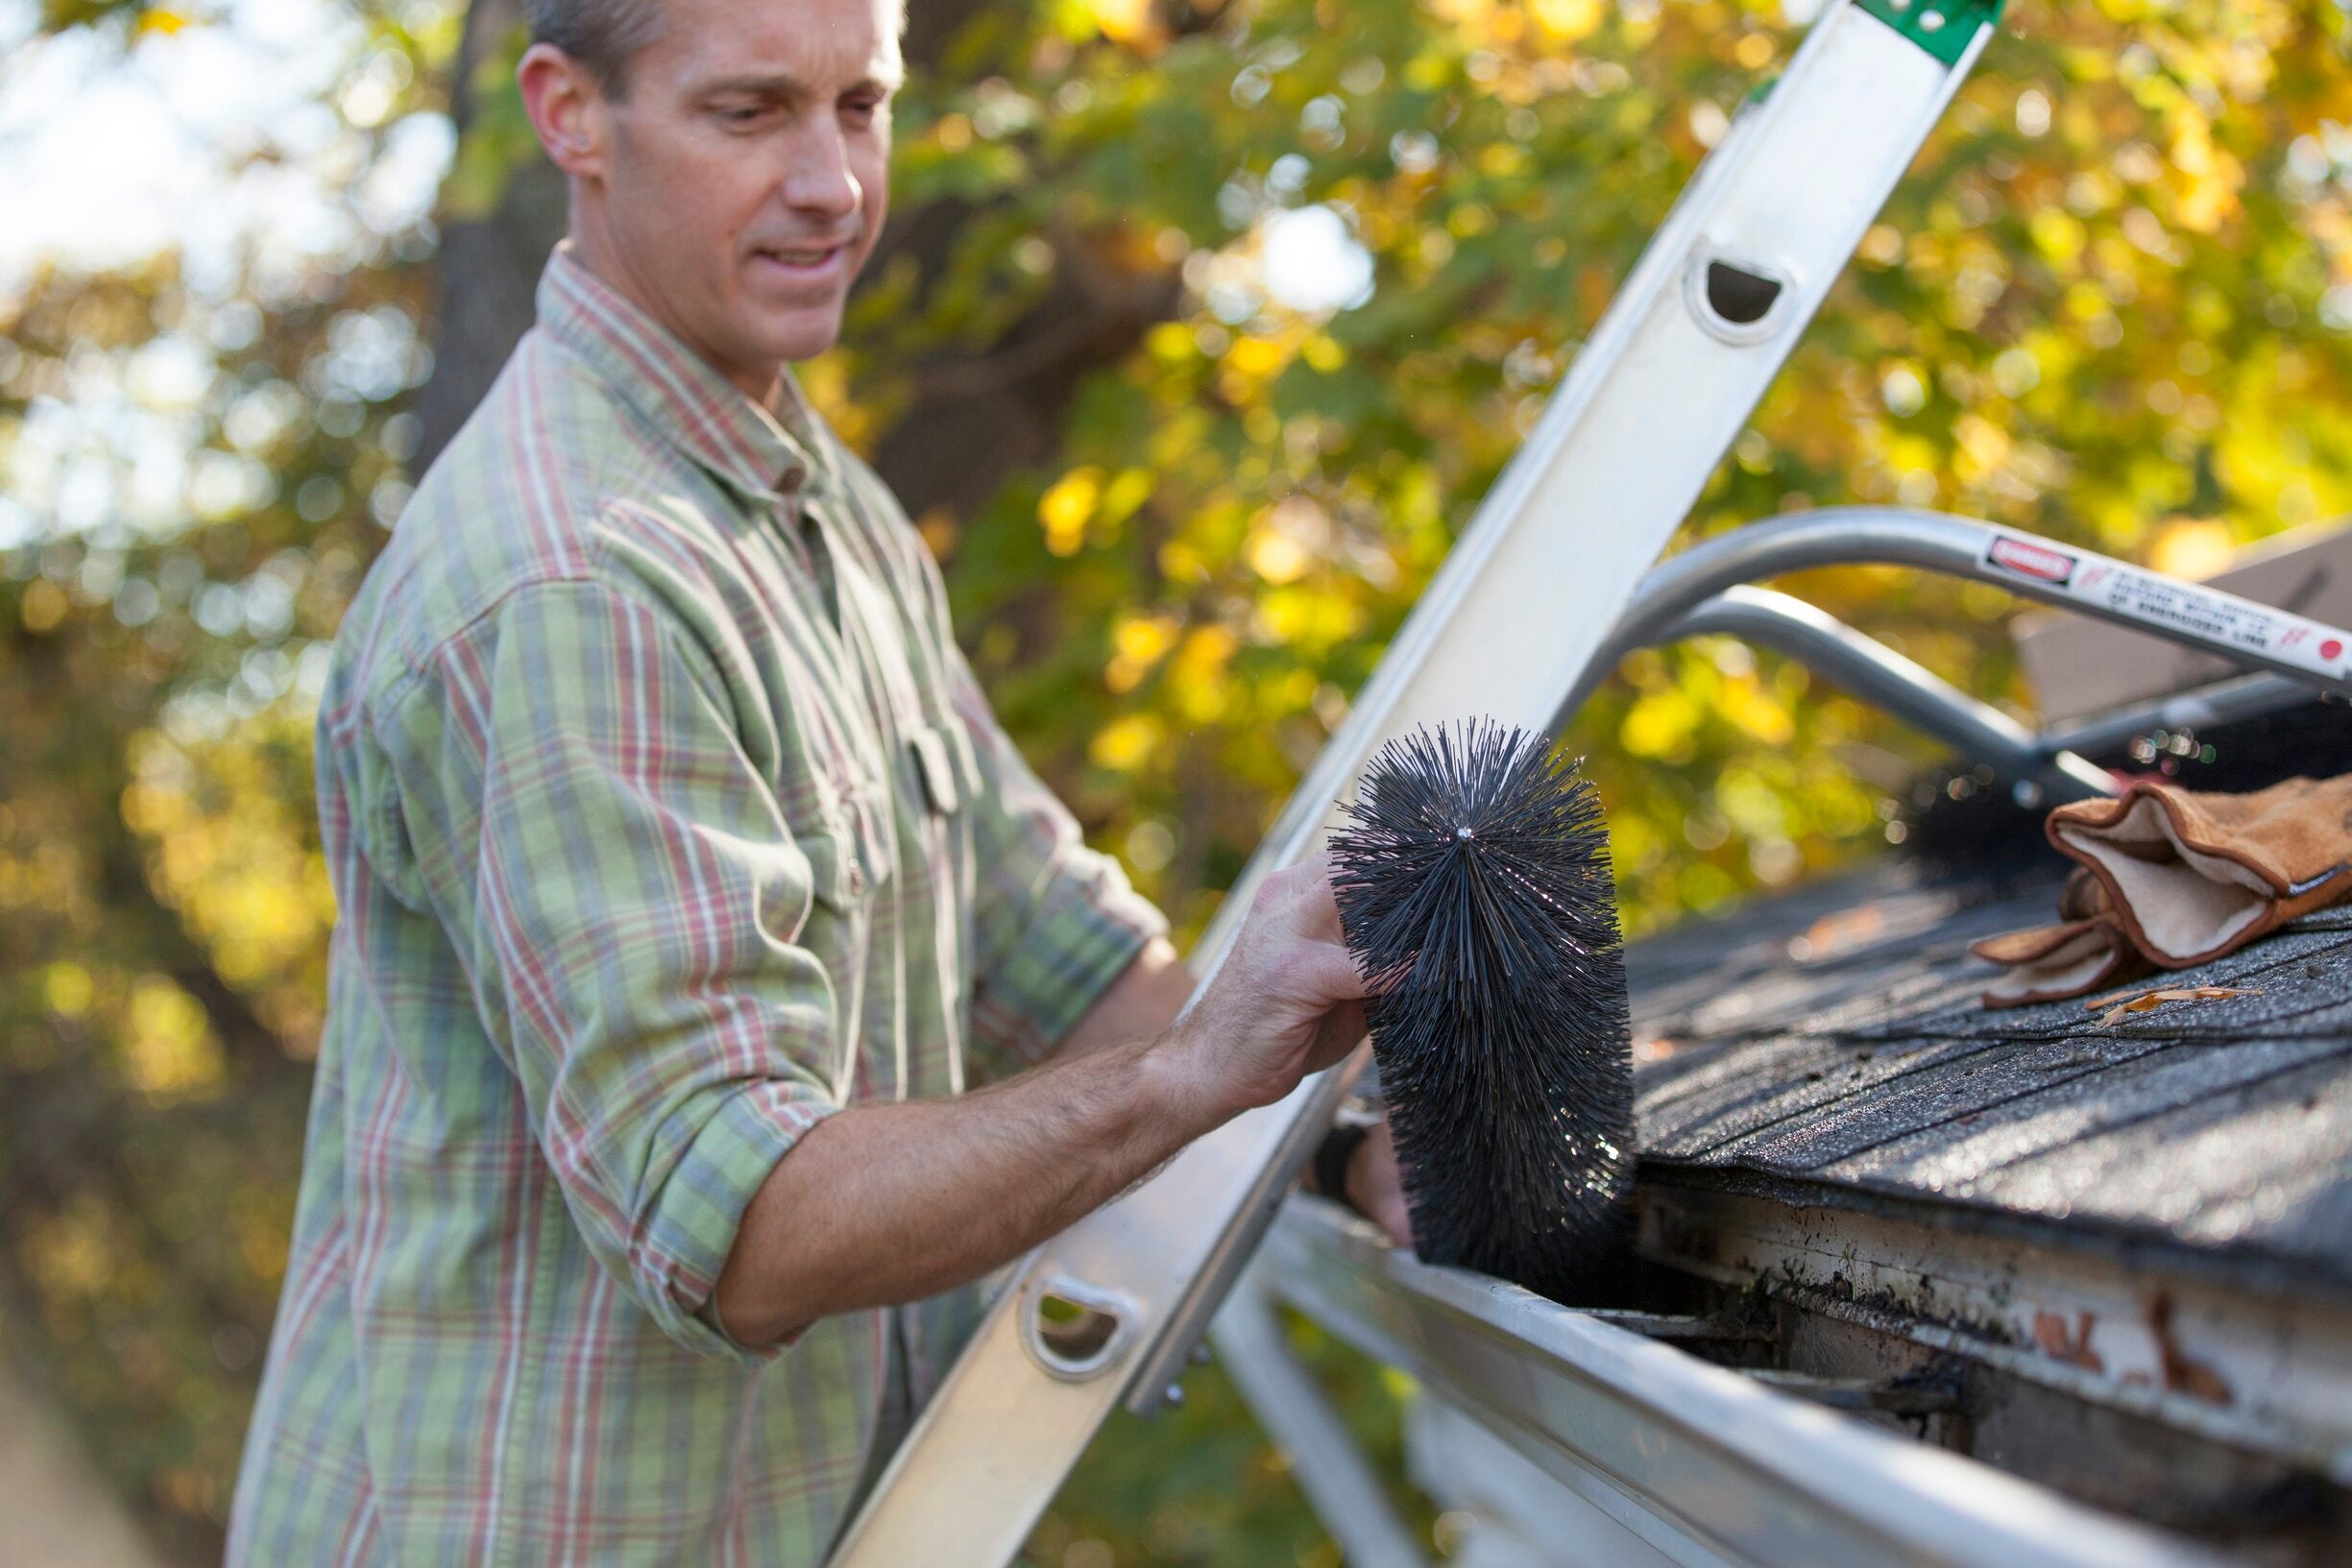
380, 576, 840, 1363
946, 643, 1169, 1074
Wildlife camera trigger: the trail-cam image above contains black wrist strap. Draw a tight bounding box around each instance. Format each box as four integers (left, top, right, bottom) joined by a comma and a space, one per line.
1310, 1121, 1371, 1206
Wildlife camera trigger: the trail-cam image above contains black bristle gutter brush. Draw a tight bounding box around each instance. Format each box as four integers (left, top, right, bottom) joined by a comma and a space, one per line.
1328, 719, 1636, 1303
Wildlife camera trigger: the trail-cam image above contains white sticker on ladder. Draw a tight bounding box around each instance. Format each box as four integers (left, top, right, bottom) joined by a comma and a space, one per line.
1979, 529, 2352, 682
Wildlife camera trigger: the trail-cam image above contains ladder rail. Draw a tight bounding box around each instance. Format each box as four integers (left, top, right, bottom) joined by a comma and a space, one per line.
1556, 508, 2352, 734
1648, 585, 2115, 804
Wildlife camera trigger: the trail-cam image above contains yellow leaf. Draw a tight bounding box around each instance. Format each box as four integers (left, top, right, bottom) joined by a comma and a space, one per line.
1427, 0, 1491, 25
2028, 208, 2084, 268
1038, 467, 1103, 556
1402, 54, 1451, 93
1170, 626, 1236, 723
123, 976, 225, 1101
1089, 712, 1163, 772
1530, 0, 1601, 43
1104, 614, 1177, 693
1719, 679, 1795, 746
1084, 0, 1153, 43
1225, 336, 1286, 380
1147, 322, 1196, 363
1098, 467, 1156, 531
1620, 688, 1699, 760
43, 962, 93, 1018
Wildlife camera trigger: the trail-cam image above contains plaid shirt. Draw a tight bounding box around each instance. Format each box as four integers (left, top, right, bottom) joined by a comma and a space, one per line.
228, 246, 1165, 1566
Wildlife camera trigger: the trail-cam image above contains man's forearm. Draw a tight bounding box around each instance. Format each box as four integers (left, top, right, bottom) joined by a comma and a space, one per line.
712, 1031, 1219, 1346
714, 857, 1370, 1348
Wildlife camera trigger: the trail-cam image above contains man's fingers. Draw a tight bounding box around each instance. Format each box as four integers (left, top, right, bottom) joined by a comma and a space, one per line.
1248, 854, 1346, 949
1301, 938, 1365, 1003
1290, 852, 1346, 944
1342, 1121, 1416, 1249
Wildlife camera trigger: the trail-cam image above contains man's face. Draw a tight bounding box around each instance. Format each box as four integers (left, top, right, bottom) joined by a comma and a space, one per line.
564, 0, 900, 393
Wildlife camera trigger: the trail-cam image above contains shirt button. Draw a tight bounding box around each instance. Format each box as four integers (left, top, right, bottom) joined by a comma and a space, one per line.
845, 862, 867, 897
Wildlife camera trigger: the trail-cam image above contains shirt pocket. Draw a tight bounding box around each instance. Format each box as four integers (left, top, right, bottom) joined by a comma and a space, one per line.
763, 664, 894, 922
800, 769, 894, 918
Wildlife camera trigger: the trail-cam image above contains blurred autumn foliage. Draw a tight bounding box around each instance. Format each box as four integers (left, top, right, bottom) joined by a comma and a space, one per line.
7, 0, 2352, 1560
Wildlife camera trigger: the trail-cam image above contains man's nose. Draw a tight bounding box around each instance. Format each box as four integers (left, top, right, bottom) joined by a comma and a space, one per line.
781, 121, 861, 223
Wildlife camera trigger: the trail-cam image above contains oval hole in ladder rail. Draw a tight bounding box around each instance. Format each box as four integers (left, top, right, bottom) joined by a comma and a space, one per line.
1037, 1294, 1117, 1363
1705, 259, 1782, 326
1021, 1277, 1137, 1382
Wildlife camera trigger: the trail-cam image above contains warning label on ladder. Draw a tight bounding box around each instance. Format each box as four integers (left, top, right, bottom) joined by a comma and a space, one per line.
1981, 529, 2352, 681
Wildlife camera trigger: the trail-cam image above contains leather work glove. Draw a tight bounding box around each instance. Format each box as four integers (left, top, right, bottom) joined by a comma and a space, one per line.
1975, 775, 2352, 1007
1973, 867, 2153, 1008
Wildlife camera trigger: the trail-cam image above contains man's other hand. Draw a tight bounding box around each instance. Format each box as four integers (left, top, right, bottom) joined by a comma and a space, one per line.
1345, 1119, 1415, 1248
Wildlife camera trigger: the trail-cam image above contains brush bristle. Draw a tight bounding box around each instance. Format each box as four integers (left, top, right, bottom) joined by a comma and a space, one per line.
1328, 719, 1635, 1302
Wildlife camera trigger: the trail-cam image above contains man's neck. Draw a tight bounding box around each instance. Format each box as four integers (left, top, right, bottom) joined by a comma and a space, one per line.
562, 224, 783, 406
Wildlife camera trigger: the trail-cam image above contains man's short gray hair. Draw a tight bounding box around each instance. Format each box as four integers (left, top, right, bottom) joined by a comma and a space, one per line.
528, 0, 667, 98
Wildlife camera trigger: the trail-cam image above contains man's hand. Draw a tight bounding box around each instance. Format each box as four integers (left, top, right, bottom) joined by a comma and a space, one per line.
1344, 1119, 1415, 1248
1153, 854, 1370, 1125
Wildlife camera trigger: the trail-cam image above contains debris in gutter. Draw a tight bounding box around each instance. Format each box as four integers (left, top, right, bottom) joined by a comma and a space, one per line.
2032, 1309, 2105, 1373
2088, 985, 2259, 1027
2144, 1291, 2234, 1407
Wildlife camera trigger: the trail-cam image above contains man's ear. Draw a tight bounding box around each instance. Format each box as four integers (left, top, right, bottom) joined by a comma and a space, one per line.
518, 43, 607, 181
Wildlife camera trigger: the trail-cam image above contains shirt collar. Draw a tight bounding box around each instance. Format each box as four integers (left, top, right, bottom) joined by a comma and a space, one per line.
535, 243, 830, 504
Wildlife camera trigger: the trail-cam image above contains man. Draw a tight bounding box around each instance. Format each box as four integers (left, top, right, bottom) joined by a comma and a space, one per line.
228, 0, 1404, 1560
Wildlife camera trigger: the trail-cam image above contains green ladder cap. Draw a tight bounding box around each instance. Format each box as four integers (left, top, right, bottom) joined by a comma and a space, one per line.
1857, 0, 2003, 66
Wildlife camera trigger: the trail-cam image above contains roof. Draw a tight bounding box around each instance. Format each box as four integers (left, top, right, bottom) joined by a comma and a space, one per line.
1625, 857, 2352, 1299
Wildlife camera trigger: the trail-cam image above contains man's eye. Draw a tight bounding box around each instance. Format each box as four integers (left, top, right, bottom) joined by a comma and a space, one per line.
843, 95, 885, 124
717, 105, 765, 127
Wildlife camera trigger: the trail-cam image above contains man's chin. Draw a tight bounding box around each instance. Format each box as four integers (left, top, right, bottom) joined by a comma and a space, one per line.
750, 301, 847, 367
713, 307, 844, 377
